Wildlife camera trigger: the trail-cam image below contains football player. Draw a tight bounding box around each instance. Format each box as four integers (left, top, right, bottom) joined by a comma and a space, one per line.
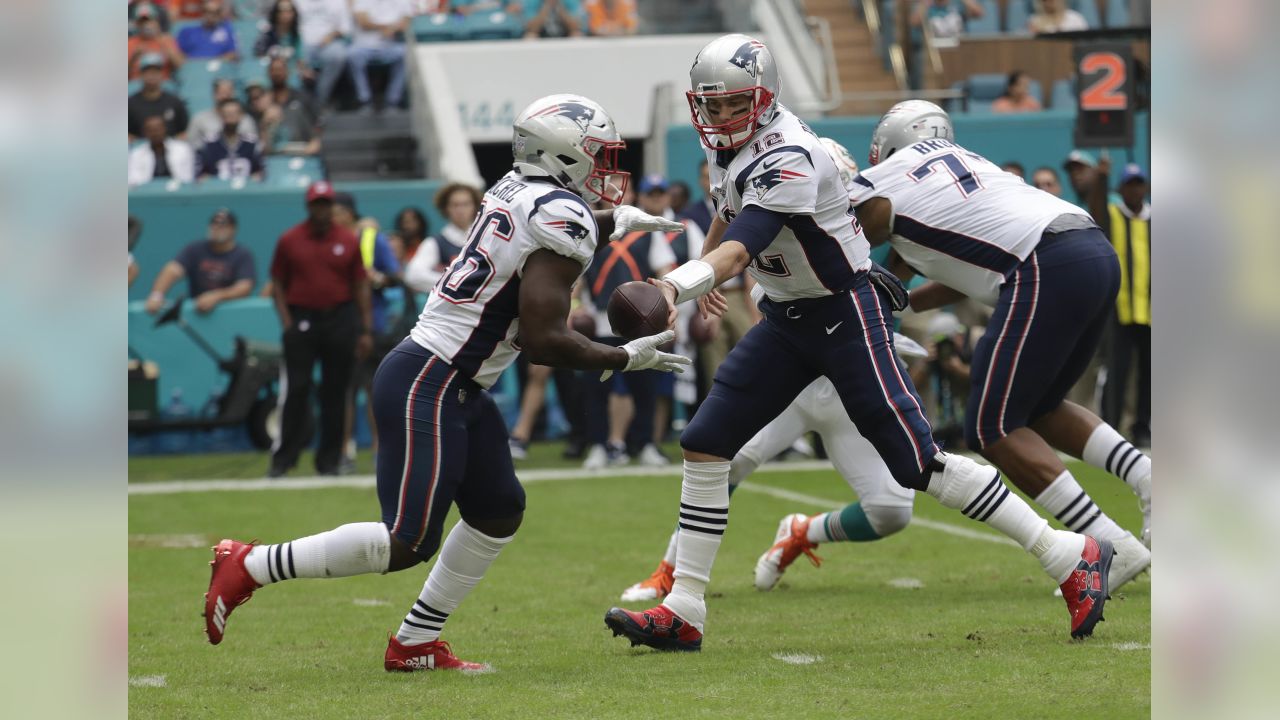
605, 35, 1113, 652
848, 101, 1151, 582
203, 94, 691, 672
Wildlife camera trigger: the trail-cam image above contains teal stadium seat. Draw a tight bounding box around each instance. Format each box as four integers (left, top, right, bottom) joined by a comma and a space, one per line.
1075, 0, 1101, 29
233, 19, 264, 49
1105, 0, 1131, 27
413, 14, 465, 42
1051, 77, 1076, 110
263, 156, 326, 188
179, 59, 241, 114
960, 73, 1007, 112
964, 0, 1000, 34
462, 11, 525, 40
1005, 0, 1029, 32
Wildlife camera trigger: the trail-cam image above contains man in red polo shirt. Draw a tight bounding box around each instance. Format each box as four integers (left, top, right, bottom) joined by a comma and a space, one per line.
268, 181, 374, 477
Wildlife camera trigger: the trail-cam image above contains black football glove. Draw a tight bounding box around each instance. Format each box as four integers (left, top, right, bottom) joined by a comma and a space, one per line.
868, 261, 909, 312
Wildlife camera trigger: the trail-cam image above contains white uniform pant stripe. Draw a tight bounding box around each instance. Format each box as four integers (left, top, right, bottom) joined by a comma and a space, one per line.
849, 289, 926, 472
413, 369, 458, 551
975, 266, 1023, 447
995, 254, 1040, 437
391, 357, 437, 536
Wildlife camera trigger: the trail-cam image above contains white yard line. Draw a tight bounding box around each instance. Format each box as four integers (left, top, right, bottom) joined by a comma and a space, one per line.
128, 675, 167, 688
771, 652, 822, 665
130, 460, 1019, 550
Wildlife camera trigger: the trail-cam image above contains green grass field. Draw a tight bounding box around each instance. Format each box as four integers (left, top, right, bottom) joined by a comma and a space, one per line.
128, 452, 1149, 719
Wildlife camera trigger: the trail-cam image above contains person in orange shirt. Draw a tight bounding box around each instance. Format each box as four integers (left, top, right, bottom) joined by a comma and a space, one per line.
128, 7, 185, 80
991, 70, 1043, 114
585, 0, 636, 36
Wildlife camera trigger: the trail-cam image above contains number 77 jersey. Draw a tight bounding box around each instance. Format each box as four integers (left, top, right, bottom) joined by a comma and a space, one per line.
409, 172, 599, 389
849, 138, 1092, 305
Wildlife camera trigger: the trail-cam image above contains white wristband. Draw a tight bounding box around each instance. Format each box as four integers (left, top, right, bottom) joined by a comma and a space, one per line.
662, 259, 716, 304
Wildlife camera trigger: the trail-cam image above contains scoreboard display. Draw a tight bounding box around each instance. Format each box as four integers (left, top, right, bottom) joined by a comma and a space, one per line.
1074, 42, 1135, 148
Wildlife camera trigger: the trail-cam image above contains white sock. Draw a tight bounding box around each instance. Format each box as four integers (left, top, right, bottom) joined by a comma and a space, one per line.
925, 453, 1081, 581
244, 522, 390, 586
1082, 423, 1151, 501
663, 460, 730, 633
661, 527, 679, 567
806, 515, 829, 544
1035, 470, 1128, 543
396, 520, 513, 646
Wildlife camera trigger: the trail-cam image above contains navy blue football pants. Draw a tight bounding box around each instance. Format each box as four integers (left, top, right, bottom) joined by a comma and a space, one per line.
682, 272, 940, 491
371, 339, 526, 560
965, 227, 1121, 450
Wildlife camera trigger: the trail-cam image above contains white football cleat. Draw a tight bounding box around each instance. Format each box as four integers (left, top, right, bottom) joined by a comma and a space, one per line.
1109, 532, 1151, 591
1135, 472, 1151, 548
619, 561, 674, 603
753, 513, 821, 591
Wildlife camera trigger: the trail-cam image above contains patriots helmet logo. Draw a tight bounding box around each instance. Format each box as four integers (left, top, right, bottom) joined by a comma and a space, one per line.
544, 219, 591, 242
530, 101, 596, 133
728, 40, 766, 78
751, 167, 807, 195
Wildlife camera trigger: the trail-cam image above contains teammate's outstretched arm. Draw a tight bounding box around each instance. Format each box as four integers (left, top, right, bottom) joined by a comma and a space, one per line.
855, 197, 966, 312
519, 249, 690, 376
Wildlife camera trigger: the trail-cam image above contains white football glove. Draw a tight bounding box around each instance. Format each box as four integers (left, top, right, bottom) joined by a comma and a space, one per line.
610, 205, 686, 241
600, 330, 691, 381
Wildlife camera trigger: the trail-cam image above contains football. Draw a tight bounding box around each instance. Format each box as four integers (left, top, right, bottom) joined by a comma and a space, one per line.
607, 281, 669, 340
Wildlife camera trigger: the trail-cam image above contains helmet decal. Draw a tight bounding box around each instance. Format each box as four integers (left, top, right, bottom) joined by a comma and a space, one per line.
728, 40, 766, 79
530, 101, 597, 133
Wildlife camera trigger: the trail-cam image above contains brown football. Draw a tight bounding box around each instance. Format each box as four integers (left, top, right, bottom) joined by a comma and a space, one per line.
607, 281, 668, 340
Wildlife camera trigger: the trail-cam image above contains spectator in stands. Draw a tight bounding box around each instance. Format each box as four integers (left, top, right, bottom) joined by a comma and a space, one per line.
1031, 166, 1064, 196
296, 0, 353, 108
268, 181, 373, 477
911, 0, 985, 39
169, 0, 217, 21
128, 8, 184, 80
992, 70, 1042, 113
1001, 161, 1026, 179
1089, 159, 1151, 447
668, 180, 690, 217
1061, 148, 1097, 203
1028, 0, 1089, 33
584, 0, 636, 36
404, 182, 481, 292
680, 159, 714, 235
197, 99, 266, 181
130, 1, 172, 33
262, 56, 324, 155
333, 192, 402, 470
190, 79, 260, 143
255, 1, 304, 60
392, 206, 429, 263
129, 115, 196, 186
129, 54, 190, 140
523, 0, 584, 39
177, 1, 241, 60
143, 208, 257, 314
349, 0, 414, 116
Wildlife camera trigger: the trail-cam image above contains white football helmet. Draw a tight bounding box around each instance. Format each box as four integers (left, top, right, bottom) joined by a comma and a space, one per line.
868, 100, 954, 166
818, 137, 860, 189
687, 34, 781, 150
512, 93, 629, 205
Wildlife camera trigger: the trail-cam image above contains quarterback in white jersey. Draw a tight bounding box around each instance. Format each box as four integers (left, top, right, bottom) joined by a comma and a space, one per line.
848, 104, 1151, 589
606, 37, 1115, 653
202, 94, 693, 674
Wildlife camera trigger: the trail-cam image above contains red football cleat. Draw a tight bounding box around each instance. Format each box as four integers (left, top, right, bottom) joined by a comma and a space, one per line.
384, 635, 491, 673
604, 604, 702, 652
1061, 536, 1113, 639
204, 539, 261, 645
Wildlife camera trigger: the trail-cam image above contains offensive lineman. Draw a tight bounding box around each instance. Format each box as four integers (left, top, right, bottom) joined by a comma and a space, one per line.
605, 35, 1113, 653
203, 94, 690, 672
848, 100, 1152, 579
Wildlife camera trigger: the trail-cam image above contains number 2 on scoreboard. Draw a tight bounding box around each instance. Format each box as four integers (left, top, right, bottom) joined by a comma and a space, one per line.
1080, 51, 1127, 111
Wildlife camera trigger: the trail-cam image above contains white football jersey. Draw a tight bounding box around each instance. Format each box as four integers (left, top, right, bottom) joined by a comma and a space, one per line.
706, 107, 871, 301
849, 138, 1092, 305
410, 172, 597, 388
